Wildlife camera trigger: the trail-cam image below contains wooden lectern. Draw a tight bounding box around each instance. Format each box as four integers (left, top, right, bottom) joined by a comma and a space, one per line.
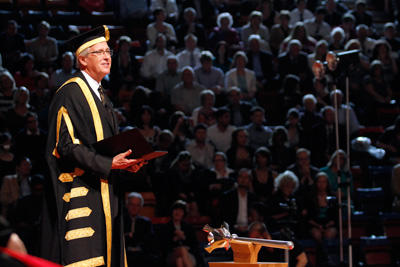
204, 225, 292, 267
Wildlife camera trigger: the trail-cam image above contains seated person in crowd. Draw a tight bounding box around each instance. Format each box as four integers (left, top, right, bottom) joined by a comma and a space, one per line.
191, 89, 217, 127
267, 170, 304, 235
175, 7, 207, 49
171, 66, 205, 115
0, 20, 25, 73
225, 87, 252, 127
150, 0, 178, 22
288, 148, 320, 199
49, 51, 76, 90
278, 39, 312, 92
155, 55, 181, 100
251, 147, 277, 203
207, 107, 236, 153
320, 150, 353, 199
305, 172, 338, 244
110, 35, 140, 90
245, 106, 273, 151
289, 0, 314, 27
177, 34, 201, 70
185, 123, 215, 169
219, 168, 258, 234
226, 128, 254, 171
140, 34, 173, 80
160, 200, 199, 267
124, 192, 160, 267
146, 8, 177, 49
270, 10, 292, 56
246, 34, 275, 89
225, 51, 257, 101
194, 51, 224, 97
304, 7, 331, 41
241, 11, 270, 52
25, 21, 58, 71
208, 12, 241, 54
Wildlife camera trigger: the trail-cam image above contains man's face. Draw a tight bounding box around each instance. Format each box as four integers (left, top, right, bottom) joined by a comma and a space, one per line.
251, 110, 264, 125
237, 171, 250, 189
26, 115, 38, 131
195, 128, 207, 143
127, 197, 142, 217
17, 159, 32, 177
182, 70, 193, 84
156, 37, 166, 50
249, 39, 260, 52
185, 37, 196, 51
62, 54, 73, 72
228, 90, 241, 104
167, 59, 178, 72
296, 151, 310, 167
202, 60, 212, 72
80, 42, 111, 82
219, 112, 230, 126
324, 109, 335, 124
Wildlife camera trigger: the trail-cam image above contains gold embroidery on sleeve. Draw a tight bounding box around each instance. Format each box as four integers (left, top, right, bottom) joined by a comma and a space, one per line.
65, 207, 92, 221
63, 187, 89, 202
58, 168, 84, 183
65, 227, 94, 241
64, 256, 105, 267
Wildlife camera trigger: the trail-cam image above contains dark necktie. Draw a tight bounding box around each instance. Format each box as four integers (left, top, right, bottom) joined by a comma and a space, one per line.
190, 51, 195, 67
98, 85, 106, 106
300, 11, 304, 21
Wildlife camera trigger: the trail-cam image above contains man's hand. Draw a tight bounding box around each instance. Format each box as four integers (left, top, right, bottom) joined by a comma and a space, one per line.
111, 149, 148, 172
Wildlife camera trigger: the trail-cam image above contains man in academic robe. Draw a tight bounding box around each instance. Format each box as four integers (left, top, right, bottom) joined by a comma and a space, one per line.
41, 25, 145, 267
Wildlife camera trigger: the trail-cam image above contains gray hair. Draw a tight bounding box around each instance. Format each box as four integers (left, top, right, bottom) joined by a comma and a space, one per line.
302, 93, 317, 105
76, 47, 90, 69
127, 192, 144, 207
217, 12, 233, 28
274, 170, 299, 192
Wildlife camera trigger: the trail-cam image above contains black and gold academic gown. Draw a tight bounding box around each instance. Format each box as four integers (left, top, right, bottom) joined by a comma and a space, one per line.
42, 72, 127, 267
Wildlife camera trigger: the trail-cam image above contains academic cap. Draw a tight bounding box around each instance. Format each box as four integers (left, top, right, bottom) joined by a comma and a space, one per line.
67, 25, 110, 57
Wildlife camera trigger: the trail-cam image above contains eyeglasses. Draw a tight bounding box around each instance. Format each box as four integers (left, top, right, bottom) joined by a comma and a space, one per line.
88, 49, 113, 57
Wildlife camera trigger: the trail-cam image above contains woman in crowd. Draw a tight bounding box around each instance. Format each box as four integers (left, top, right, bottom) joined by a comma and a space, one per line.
267, 170, 302, 235
308, 39, 328, 69
371, 39, 398, 86
160, 200, 199, 267
110, 35, 140, 90
280, 21, 316, 54
13, 53, 39, 92
328, 27, 345, 52
225, 51, 257, 101
251, 147, 277, 203
320, 150, 353, 199
208, 12, 241, 55
226, 128, 254, 171
213, 41, 232, 73
306, 172, 337, 242
5, 86, 32, 136
285, 108, 303, 150
269, 126, 295, 172
135, 105, 161, 146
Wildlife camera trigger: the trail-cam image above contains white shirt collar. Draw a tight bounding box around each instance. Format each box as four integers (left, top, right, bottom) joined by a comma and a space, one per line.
81, 70, 102, 101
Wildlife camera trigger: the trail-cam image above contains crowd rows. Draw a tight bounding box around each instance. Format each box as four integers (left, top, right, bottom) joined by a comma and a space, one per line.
1, 0, 400, 266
